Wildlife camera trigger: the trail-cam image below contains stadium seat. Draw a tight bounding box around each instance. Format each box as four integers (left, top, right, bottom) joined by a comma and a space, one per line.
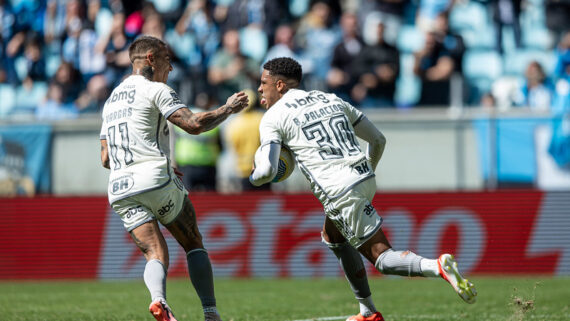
396, 25, 424, 53
463, 50, 503, 80
449, 2, 489, 31
395, 75, 421, 107
399, 52, 416, 75
46, 54, 61, 78
95, 8, 113, 37
460, 25, 496, 50
239, 26, 268, 62
503, 49, 557, 76
148, 0, 181, 15
164, 29, 202, 67
14, 56, 28, 82
0, 84, 17, 117
14, 82, 48, 114
463, 50, 503, 103
522, 27, 554, 50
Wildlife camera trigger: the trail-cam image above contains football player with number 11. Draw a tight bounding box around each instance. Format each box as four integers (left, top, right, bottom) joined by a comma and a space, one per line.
250, 57, 476, 321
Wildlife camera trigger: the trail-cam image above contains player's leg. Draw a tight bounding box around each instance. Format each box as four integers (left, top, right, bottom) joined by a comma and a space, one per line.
358, 228, 477, 304
130, 220, 178, 321
113, 197, 178, 321
165, 197, 221, 321
322, 217, 382, 321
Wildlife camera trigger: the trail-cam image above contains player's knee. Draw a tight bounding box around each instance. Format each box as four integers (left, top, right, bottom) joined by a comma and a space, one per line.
375, 249, 422, 276
321, 231, 346, 250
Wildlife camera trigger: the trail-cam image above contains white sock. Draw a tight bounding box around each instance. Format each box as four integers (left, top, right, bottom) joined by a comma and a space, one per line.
144, 259, 167, 302
420, 259, 440, 277
357, 295, 376, 317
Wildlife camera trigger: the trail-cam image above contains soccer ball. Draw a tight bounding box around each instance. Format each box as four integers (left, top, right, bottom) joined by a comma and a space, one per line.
272, 146, 295, 183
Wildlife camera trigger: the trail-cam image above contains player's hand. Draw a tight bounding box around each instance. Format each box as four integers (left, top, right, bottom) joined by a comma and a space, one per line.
173, 167, 184, 178
226, 91, 249, 114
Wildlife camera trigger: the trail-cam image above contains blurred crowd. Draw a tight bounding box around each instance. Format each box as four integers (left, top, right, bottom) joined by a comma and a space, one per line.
0, 0, 569, 194
0, 0, 569, 120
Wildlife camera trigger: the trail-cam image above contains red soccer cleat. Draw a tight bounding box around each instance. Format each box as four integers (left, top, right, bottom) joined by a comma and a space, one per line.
346, 311, 385, 321
149, 300, 178, 321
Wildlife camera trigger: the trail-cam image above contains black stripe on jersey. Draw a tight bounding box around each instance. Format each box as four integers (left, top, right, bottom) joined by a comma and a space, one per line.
156, 113, 164, 156
352, 114, 364, 127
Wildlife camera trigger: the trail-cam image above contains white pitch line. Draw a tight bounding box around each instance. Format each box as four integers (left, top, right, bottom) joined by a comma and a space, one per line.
291, 316, 350, 321
291, 314, 570, 321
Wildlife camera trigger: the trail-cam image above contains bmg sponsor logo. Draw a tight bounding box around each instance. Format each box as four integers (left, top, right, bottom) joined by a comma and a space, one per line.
285, 93, 330, 108
110, 175, 134, 195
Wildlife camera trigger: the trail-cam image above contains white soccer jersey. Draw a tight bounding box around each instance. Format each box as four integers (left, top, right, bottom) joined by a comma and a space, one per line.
100, 75, 186, 204
259, 89, 374, 200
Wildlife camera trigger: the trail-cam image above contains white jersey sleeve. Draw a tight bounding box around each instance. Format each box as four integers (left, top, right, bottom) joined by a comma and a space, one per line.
153, 83, 186, 118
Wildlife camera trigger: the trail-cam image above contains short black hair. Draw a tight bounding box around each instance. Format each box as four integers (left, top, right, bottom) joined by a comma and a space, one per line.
263, 57, 302, 84
128, 35, 167, 62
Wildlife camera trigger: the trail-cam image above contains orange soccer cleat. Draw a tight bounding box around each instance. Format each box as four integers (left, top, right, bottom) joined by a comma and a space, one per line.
149, 300, 178, 321
346, 311, 385, 321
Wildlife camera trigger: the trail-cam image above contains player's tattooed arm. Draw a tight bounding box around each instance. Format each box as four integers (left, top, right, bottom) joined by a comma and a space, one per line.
168, 91, 249, 135
100, 139, 110, 169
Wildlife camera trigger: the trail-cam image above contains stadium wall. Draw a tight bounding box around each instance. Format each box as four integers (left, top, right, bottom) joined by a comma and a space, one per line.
1, 191, 568, 279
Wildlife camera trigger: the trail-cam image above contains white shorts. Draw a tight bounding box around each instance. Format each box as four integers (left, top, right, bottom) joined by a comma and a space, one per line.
323, 178, 383, 248
112, 177, 188, 231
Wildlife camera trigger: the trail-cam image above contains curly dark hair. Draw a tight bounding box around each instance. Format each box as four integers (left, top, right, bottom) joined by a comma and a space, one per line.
263, 57, 302, 84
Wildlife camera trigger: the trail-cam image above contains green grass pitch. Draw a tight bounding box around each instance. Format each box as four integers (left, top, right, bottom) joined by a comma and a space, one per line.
0, 277, 568, 321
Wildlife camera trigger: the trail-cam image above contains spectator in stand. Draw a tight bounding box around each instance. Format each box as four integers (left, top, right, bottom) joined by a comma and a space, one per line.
416, 0, 455, 32
480, 92, 497, 109
36, 82, 78, 120
513, 61, 553, 111
224, 89, 270, 191
358, 0, 408, 46
175, 0, 220, 66
327, 12, 364, 103
490, 0, 522, 54
97, 11, 131, 89
413, 12, 465, 106
554, 31, 570, 81
208, 29, 259, 104
348, 15, 399, 108
61, 0, 86, 70
52, 61, 83, 104
220, 0, 290, 41
263, 24, 313, 74
545, 1, 570, 45
0, 0, 16, 84
549, 31, 570, 168
21, 36, 47, 87
43, 0, 66, 54
295, 0, 342, 91
75, 74, 109, 113
142, 13, 166, 40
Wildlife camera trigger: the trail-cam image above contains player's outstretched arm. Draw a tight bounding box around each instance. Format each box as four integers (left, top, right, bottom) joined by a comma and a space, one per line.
354, 117, 386, 171
168, 91, 249, 135
249, 143, 280, 186
100, 139, 110, 169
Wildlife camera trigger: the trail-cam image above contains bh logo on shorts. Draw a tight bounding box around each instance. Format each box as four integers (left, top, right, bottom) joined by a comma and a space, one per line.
110, 175, 134, 195
158, 199, 174, 216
